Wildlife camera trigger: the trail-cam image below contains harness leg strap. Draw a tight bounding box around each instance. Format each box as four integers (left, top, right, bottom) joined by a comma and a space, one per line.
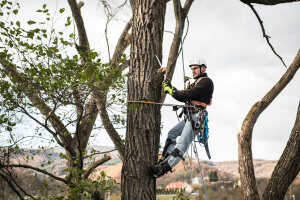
171, 148, 185, 161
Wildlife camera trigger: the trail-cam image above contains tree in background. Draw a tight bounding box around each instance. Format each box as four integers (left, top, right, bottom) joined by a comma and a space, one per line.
0, 1, 125, 199
237, 0, 300, 199
209, 170, 219, 183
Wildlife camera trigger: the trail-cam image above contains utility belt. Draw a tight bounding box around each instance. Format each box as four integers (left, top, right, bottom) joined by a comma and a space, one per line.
176, 100, 207, 119
190, 100, 211, 108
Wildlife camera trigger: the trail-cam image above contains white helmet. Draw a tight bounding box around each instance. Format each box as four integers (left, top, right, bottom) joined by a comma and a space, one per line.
189, 58, 207, 68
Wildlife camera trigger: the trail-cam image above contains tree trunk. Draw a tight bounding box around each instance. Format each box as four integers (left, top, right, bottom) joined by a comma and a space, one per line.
121, 1, 166, 199
262, 100, 300, 200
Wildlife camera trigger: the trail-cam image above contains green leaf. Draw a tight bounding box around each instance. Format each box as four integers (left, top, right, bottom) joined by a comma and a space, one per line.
43, 4, 46, 9
27, 20, 36, 25
59, 8, 65, 13
13, 9, 18, 14
16, 21, 20, 27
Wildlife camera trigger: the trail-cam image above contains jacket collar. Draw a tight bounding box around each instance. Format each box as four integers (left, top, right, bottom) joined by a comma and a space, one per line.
194, 73, 207, 79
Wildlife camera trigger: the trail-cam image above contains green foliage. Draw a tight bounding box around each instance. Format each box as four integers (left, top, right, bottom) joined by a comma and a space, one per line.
0, 1, 125, 199
0, 0, 127, 137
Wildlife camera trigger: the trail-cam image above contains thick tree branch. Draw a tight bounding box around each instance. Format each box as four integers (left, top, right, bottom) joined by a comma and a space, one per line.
96, 95, 125, 160
83, 155, 111, 179
76, 95, 99, 150
67, 0, 89, 51
67, 1, 99, 146
237, 49, 300, 200
246, 3, 286, 68
111, 18, 132, 71
241, 0, 298, 5
262, 100, 300, 199
92, 17, 132, 161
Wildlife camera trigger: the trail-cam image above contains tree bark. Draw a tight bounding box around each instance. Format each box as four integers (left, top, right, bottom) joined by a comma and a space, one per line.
121, 1, 166, 199
237, 49, 300, 200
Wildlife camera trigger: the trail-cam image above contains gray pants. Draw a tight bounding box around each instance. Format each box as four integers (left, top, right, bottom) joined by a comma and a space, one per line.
167, 115, 196, 168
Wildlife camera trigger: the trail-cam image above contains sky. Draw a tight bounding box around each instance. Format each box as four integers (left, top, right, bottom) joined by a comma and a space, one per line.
12, 0, 300, 162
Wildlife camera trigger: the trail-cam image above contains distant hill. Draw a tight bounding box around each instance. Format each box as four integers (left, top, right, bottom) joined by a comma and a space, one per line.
10, 145, 299, 187
99, 156, 281, 186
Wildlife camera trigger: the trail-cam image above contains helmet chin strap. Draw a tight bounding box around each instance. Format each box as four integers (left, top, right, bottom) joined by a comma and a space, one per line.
194, 65, 205, 79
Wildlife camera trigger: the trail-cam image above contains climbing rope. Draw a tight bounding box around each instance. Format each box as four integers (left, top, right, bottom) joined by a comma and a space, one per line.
127, 100, 188, 107
186, 108, 209, 200
177, 0, 209, 198
177, 0, 186, 90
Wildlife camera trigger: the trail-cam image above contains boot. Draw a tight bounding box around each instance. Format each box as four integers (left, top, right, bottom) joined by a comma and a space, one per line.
149, 160, 172, 178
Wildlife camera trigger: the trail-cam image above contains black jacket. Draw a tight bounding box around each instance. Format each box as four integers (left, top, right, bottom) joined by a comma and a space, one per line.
172, 73, 214, 105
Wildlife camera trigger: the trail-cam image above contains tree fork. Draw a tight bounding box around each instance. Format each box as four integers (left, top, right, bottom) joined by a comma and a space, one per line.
237, 49, 300, 200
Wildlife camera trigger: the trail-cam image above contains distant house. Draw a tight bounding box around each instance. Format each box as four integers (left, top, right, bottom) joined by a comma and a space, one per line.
165, 182, 193, 193
192, 177, 200, 184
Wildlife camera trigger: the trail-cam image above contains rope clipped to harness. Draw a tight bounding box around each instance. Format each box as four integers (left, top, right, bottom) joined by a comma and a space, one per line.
194, 109, 210, 147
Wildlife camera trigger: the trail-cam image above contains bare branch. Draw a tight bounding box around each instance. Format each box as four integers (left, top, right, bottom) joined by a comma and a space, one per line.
0, 172, 25, 200
18, 105, 64, 148
241, 0, 298, 5
5, 172, 37, 200
76, 95, 99, 149
83, 148, 117, 159
83, 155, 111, 179
246, 3, 287, 68
118, 60, 130, 72
3, 164, 69, 184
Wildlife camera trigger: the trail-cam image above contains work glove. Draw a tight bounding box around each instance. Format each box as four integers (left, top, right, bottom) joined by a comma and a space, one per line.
163, 79, 176, 95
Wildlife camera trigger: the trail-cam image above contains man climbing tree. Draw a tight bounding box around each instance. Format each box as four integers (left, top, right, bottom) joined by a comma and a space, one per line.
149, 58, 214, 178
121, 1, 195, 199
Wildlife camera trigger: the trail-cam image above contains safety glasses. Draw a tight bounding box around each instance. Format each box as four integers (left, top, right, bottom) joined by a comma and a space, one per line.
191, 66, 200, 71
